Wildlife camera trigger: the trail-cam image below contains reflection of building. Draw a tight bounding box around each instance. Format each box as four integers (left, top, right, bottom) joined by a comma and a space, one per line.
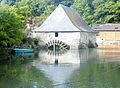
94, 23, 120, 48
33, 64, 80, 86
32, 4, 97, 49
32, 49, 98, 87
36, 50, 80, 64
32, 49, 97, 64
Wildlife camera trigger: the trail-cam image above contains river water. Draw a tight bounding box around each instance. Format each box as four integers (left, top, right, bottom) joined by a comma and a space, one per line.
0, 48, 120, 88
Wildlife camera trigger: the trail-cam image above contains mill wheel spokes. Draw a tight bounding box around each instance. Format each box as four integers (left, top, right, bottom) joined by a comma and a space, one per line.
46, 40, 70, 55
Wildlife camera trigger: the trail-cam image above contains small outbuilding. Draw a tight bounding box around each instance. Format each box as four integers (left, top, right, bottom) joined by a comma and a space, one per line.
32, 4, 97, 50
94, 23, 120, 48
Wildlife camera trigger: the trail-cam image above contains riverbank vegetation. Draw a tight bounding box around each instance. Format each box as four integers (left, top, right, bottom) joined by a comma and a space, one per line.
0, 0, 120, 48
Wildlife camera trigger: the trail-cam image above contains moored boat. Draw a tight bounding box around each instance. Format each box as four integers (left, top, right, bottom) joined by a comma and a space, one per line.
11, 48, 33, 55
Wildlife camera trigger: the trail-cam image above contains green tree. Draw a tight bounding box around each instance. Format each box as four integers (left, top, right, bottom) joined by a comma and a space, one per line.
93, 1, 120, 24
53, 0, 74, 6
0, 5, 27, 47
71, 0, 94, 25
16, 0, 54, 16
71, 0, 120, 25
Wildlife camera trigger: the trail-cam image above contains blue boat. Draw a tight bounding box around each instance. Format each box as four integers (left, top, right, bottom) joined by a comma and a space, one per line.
11, 48, 34, 55
14, 48, 33, 53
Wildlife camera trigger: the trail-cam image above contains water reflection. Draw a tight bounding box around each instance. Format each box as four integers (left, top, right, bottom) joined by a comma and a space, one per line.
37, 50, 79, 64
97, 48, 120, 62
0, 49, 120, 88
15, 52, 33, 57
34, 64, 80, 86
69, 60, 120, 88
0, 63, 53, 88
14, 51, 40, 61
32, 49, 120, 88
32, 49, 99, 88
34, 49, 98, 64
47, 49, 69, 56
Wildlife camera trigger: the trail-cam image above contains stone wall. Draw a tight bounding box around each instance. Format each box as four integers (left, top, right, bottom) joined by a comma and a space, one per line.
79, 32, 97, 49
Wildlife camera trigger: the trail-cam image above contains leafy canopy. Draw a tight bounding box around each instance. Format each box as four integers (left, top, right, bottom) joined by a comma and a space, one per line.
0, 5, 28, 47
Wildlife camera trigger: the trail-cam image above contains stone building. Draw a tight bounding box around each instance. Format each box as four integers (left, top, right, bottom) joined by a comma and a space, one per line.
94, 23, 120, 48
32, 4, 97, 50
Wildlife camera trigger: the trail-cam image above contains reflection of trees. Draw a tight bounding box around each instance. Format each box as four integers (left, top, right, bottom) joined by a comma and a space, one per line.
69, 59, 120, 88
0, 63, 53, 88
0, 49, 10, 63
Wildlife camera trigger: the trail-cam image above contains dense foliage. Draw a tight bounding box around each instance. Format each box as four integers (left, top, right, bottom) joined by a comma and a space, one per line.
0, 5, 29, 47
0, 0, 120, 47
71, 0, 120, 25
0, 0, 119, 25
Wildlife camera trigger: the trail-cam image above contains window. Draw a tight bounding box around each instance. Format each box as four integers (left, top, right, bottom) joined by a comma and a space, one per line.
55, 32, 58, 37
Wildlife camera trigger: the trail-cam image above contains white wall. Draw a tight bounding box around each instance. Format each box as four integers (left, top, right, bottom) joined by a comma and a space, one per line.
32, 32, 96, 49
33, 32, 80, 49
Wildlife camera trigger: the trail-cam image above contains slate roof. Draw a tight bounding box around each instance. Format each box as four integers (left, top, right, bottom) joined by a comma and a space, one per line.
94, 23, 120, 31
33, 4, 94, 33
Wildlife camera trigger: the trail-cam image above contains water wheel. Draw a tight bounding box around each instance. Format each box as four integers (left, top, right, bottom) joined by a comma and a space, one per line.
46, 40, 70, 55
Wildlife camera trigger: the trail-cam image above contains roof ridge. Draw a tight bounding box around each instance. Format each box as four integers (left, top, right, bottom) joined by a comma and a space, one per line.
58, 4, 93, 32
58, 4, 84, 31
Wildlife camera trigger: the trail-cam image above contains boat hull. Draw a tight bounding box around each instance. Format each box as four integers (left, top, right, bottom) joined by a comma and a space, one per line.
11, 48, 33, 55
